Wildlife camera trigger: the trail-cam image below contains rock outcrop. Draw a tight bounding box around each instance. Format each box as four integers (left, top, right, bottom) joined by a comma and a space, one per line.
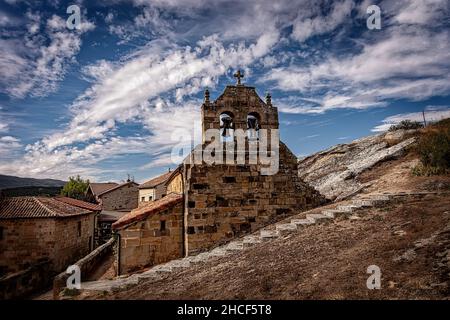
298, 130, 417, 201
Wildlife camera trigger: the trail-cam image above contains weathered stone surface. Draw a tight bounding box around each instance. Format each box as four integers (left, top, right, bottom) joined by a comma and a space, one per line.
184, 84, 326, 254
298, 130, 417, 201
116, 201, 184, 275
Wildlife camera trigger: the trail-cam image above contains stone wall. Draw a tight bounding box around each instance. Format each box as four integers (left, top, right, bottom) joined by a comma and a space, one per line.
0, 218, 57, 275
53, 214, 96, 272
0, 214, 95, 276
0, 260, 52, 300
100, 183, 139, 211
184, 142, 325, 254
201, 85, 279, 143
53, 237, 115, 299
155, 183, 167, 199
167, 173, 183, 194
117, 202, 184, 274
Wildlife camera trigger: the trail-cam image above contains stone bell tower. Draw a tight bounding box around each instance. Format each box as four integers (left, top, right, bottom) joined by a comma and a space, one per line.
201, 70, 279, 143
182, 71, 326, 255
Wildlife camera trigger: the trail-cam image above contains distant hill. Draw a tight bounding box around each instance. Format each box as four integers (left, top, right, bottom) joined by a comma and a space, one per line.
0, 174, 66, 190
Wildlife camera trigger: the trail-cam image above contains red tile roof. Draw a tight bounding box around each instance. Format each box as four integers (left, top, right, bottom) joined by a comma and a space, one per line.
0, 197, 94, 219
112, 193, 183, 230
89, 183, 118, 196
55, 196, 102, 211
139, 171, 172, 189
97, 181, 138, 196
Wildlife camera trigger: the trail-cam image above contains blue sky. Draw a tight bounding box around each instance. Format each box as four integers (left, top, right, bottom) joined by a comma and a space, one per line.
0, 0, 449, 183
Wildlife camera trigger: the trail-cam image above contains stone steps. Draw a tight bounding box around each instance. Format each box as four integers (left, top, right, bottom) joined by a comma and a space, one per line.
306, 213, 332, 224
276, 223, 298, 235
209, 248, 228, 256
77, 192, 407, 295
322, 209, 349, 218
291, 218, 314, 227
225, 242, 244, 251
242, 235, 262, 247
260, 229, 280, 239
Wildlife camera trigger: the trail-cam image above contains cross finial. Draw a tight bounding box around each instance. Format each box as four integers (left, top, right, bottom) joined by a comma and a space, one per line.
204, 87, 210, 104
233, 70, 244, 85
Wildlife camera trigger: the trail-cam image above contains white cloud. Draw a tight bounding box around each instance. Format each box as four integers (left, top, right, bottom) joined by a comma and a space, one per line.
0, 136, 22, 160
0, 27, 278, 178
0, 108, 10, 133
264, 15, 450, 114
372, 106, 450, 132
0, 11, 95, 98
291, 0, 354, 42
392, 0, 448, 25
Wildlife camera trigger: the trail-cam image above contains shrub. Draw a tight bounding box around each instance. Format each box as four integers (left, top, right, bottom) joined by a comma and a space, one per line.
412, 119, 450, 175
389, 120, 424, 131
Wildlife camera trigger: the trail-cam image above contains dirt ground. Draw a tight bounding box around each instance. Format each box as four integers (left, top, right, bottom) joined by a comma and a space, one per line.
360, 153, 450, 195
80, 192, 449, 300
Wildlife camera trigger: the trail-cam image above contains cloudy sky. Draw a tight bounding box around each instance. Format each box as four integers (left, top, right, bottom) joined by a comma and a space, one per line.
0, 0, 449, 182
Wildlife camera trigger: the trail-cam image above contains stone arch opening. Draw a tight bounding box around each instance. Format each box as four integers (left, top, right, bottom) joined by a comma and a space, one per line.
247, 112, 260, 140
219, 111, 234, 142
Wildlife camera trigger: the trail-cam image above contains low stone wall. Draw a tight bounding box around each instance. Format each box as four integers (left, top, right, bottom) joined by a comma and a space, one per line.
117, 201, 184, 275
0, 260, 52, 300
53, 237, 115, 299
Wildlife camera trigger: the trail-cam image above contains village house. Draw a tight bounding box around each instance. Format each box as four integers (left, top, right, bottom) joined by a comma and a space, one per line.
112, 75, 326, 274
0, 196, 97, 298
86, 181, 139, 211
85, 182, 118, 203
138, 170, 172, 206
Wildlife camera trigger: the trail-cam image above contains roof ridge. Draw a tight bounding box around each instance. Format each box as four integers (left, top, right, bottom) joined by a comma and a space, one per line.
33, 197, 57, 217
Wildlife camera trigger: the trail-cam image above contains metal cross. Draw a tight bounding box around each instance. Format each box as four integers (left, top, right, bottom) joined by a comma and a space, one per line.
233, 70, 244, 85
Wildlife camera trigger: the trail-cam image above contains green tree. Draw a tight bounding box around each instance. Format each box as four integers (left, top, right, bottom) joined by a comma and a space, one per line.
61, 175, 90, 200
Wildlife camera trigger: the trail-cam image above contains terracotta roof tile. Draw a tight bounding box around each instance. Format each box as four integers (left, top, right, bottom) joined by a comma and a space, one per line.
89, 183, 118, 196
139, 171, 172, 189
55, 196, 102, 211
112, 193, 183, 230
0, 197, 94, 219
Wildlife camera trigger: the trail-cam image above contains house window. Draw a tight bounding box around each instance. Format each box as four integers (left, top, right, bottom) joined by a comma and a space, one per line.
141, 197, 145, 202
77, 221, 81, 237
160, 220, 166, 232
149, 196, 153, 201
0, 227, 3, 240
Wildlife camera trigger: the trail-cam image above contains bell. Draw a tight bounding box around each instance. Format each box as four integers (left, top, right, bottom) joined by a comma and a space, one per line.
247, 117, 257, 129
221, 116, 233, 137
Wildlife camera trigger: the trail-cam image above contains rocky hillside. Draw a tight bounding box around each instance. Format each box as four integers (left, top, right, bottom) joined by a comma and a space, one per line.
298, 130, 418, 201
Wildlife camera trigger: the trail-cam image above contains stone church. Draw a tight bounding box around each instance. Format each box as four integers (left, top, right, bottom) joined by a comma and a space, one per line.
113, 72, 325, 274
